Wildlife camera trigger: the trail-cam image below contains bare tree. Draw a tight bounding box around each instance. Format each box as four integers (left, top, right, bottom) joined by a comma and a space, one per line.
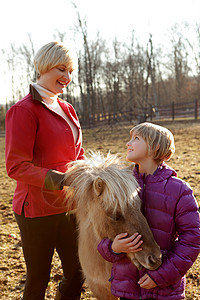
185, 22, 200, 99
167, 24, 191, 102
18, 33, 36, 83
72, 2, 95, 122
2, 34, 36, 106
122, 31, 136, 109
1, 44, 21, 105
146, 34, 158, 108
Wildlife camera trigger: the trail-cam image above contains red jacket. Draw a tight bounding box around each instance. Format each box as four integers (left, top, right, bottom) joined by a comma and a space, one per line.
5, 85, 84, 217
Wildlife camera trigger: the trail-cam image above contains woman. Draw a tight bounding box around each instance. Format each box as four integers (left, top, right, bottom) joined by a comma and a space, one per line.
5, 42, 84, 300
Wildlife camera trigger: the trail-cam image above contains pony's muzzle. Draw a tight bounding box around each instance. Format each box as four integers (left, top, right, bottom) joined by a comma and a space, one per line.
147, 254, 162, 270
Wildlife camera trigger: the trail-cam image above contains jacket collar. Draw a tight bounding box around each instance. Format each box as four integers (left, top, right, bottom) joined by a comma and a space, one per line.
29, 84, 43, 102
133, 162, 177, 184
30, 84, 62, 105
30, 84, 66, 105
29, 84, 80, 129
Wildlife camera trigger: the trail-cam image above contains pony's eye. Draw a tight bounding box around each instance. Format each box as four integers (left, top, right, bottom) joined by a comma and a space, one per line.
106, 209, 124, 221
112, 212, 124, 222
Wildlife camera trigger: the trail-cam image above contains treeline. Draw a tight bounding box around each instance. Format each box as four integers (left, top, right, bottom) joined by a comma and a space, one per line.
1, 11, 200, 127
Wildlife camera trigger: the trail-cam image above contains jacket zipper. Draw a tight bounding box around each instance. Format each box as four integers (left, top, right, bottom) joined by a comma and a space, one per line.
139, 287, 142, 299
137, 267, 142, 300
139, 181, 146, 300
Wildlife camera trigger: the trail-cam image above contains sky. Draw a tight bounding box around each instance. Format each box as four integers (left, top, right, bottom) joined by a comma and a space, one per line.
1, 0, 200, 104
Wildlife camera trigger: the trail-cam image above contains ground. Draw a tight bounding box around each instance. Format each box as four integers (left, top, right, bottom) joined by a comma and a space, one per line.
0, 120, 200, 299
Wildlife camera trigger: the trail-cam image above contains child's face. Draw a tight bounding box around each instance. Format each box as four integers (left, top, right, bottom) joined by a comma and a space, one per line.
126, 133, 149, 163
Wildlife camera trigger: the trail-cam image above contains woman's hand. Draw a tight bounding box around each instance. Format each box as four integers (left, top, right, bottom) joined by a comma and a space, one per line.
111, 232, 143, 254
138, 273, 157, 289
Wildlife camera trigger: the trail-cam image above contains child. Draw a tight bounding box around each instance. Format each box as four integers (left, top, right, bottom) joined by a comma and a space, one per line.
97, 122, 200, 300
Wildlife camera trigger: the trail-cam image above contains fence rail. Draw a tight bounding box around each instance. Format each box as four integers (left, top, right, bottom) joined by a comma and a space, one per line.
79, 99, 199, 128
0, 99, 199, 134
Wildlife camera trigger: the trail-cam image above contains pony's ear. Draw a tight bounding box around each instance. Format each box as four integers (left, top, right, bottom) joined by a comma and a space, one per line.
93, 177, 105, 196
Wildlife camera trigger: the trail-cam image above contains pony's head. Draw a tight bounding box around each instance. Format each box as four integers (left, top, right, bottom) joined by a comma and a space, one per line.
64, 152, 162, 270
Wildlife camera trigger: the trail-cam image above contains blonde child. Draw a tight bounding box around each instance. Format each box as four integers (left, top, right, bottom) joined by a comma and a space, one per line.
98, 122, 200, 300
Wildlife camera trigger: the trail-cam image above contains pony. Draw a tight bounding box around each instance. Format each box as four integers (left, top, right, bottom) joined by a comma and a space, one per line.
64, 152, 162, 300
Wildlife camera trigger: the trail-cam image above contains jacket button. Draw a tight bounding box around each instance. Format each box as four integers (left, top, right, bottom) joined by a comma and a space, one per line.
24, 201, 29, 206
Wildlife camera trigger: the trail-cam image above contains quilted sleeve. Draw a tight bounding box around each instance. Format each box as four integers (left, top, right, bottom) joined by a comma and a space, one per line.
97, 238, 126, 263
147, 182, 200, 288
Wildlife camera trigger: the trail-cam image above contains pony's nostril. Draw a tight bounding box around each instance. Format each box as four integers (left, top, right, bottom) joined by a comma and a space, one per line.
148, 255, 157, 265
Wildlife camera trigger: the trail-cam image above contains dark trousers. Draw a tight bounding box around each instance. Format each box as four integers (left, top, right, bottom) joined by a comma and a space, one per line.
15, 211, 84, 300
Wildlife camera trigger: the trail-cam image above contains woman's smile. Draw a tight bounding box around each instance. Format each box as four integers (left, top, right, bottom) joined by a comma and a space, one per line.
37, 66, 72, 95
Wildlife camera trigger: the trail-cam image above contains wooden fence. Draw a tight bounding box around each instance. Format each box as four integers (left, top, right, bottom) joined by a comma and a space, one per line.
79, 99, 199, 128
0, 99, 199, 135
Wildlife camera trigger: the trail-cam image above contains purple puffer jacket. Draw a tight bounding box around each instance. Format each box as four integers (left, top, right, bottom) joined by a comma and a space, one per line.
97, 163, 200, 300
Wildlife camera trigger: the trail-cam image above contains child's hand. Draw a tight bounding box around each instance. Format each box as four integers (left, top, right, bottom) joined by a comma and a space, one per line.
111, 232, 143, 254
138, 274, 157, 289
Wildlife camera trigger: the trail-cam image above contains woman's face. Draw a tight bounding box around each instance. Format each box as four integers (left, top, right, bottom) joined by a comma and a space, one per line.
37, 65, 72, 94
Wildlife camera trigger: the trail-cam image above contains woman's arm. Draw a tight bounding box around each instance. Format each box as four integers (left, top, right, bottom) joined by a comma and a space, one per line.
5, 105, 50, 188
77, 147, 85, 161
5, 104, 68, 191
6, 104, 84, 191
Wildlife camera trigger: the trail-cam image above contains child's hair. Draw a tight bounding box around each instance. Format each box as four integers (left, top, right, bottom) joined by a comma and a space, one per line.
130, 122, 175, 163
34, 41, 74, 79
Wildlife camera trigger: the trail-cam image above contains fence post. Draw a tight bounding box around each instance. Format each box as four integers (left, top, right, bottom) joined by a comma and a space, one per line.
195, 99, 198, 120
172, 102, 175, 120
150, 104, 153, 121
108, 112, 111, 125
130, 107, 133, 123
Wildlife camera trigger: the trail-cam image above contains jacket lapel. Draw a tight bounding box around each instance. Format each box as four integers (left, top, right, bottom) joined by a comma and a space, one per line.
58, 98, 80, 129
30, 84, 43, 102
30, 84, 80, 129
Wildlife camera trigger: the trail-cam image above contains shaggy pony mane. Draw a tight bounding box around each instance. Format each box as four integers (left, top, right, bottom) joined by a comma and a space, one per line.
65, 152, 140, 214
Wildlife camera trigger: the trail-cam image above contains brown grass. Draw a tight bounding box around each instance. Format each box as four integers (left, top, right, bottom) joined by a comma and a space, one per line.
0, 120, 199, 299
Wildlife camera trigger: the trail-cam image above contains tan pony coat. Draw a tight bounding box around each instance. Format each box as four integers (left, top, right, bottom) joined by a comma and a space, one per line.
64, 152, 162, 300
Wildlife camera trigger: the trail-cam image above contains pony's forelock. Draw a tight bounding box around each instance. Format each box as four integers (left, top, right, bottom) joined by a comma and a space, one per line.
65, 152, 140, 215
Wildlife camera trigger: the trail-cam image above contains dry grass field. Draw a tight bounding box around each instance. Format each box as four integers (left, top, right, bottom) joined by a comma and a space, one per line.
0, 120, 200, 299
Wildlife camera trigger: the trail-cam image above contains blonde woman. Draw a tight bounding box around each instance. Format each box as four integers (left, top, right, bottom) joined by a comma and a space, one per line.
5, 42, 84, 300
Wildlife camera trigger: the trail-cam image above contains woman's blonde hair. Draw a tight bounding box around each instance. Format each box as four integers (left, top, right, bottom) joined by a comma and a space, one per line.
34, 41, 74, 79
130, 122, 175, 163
